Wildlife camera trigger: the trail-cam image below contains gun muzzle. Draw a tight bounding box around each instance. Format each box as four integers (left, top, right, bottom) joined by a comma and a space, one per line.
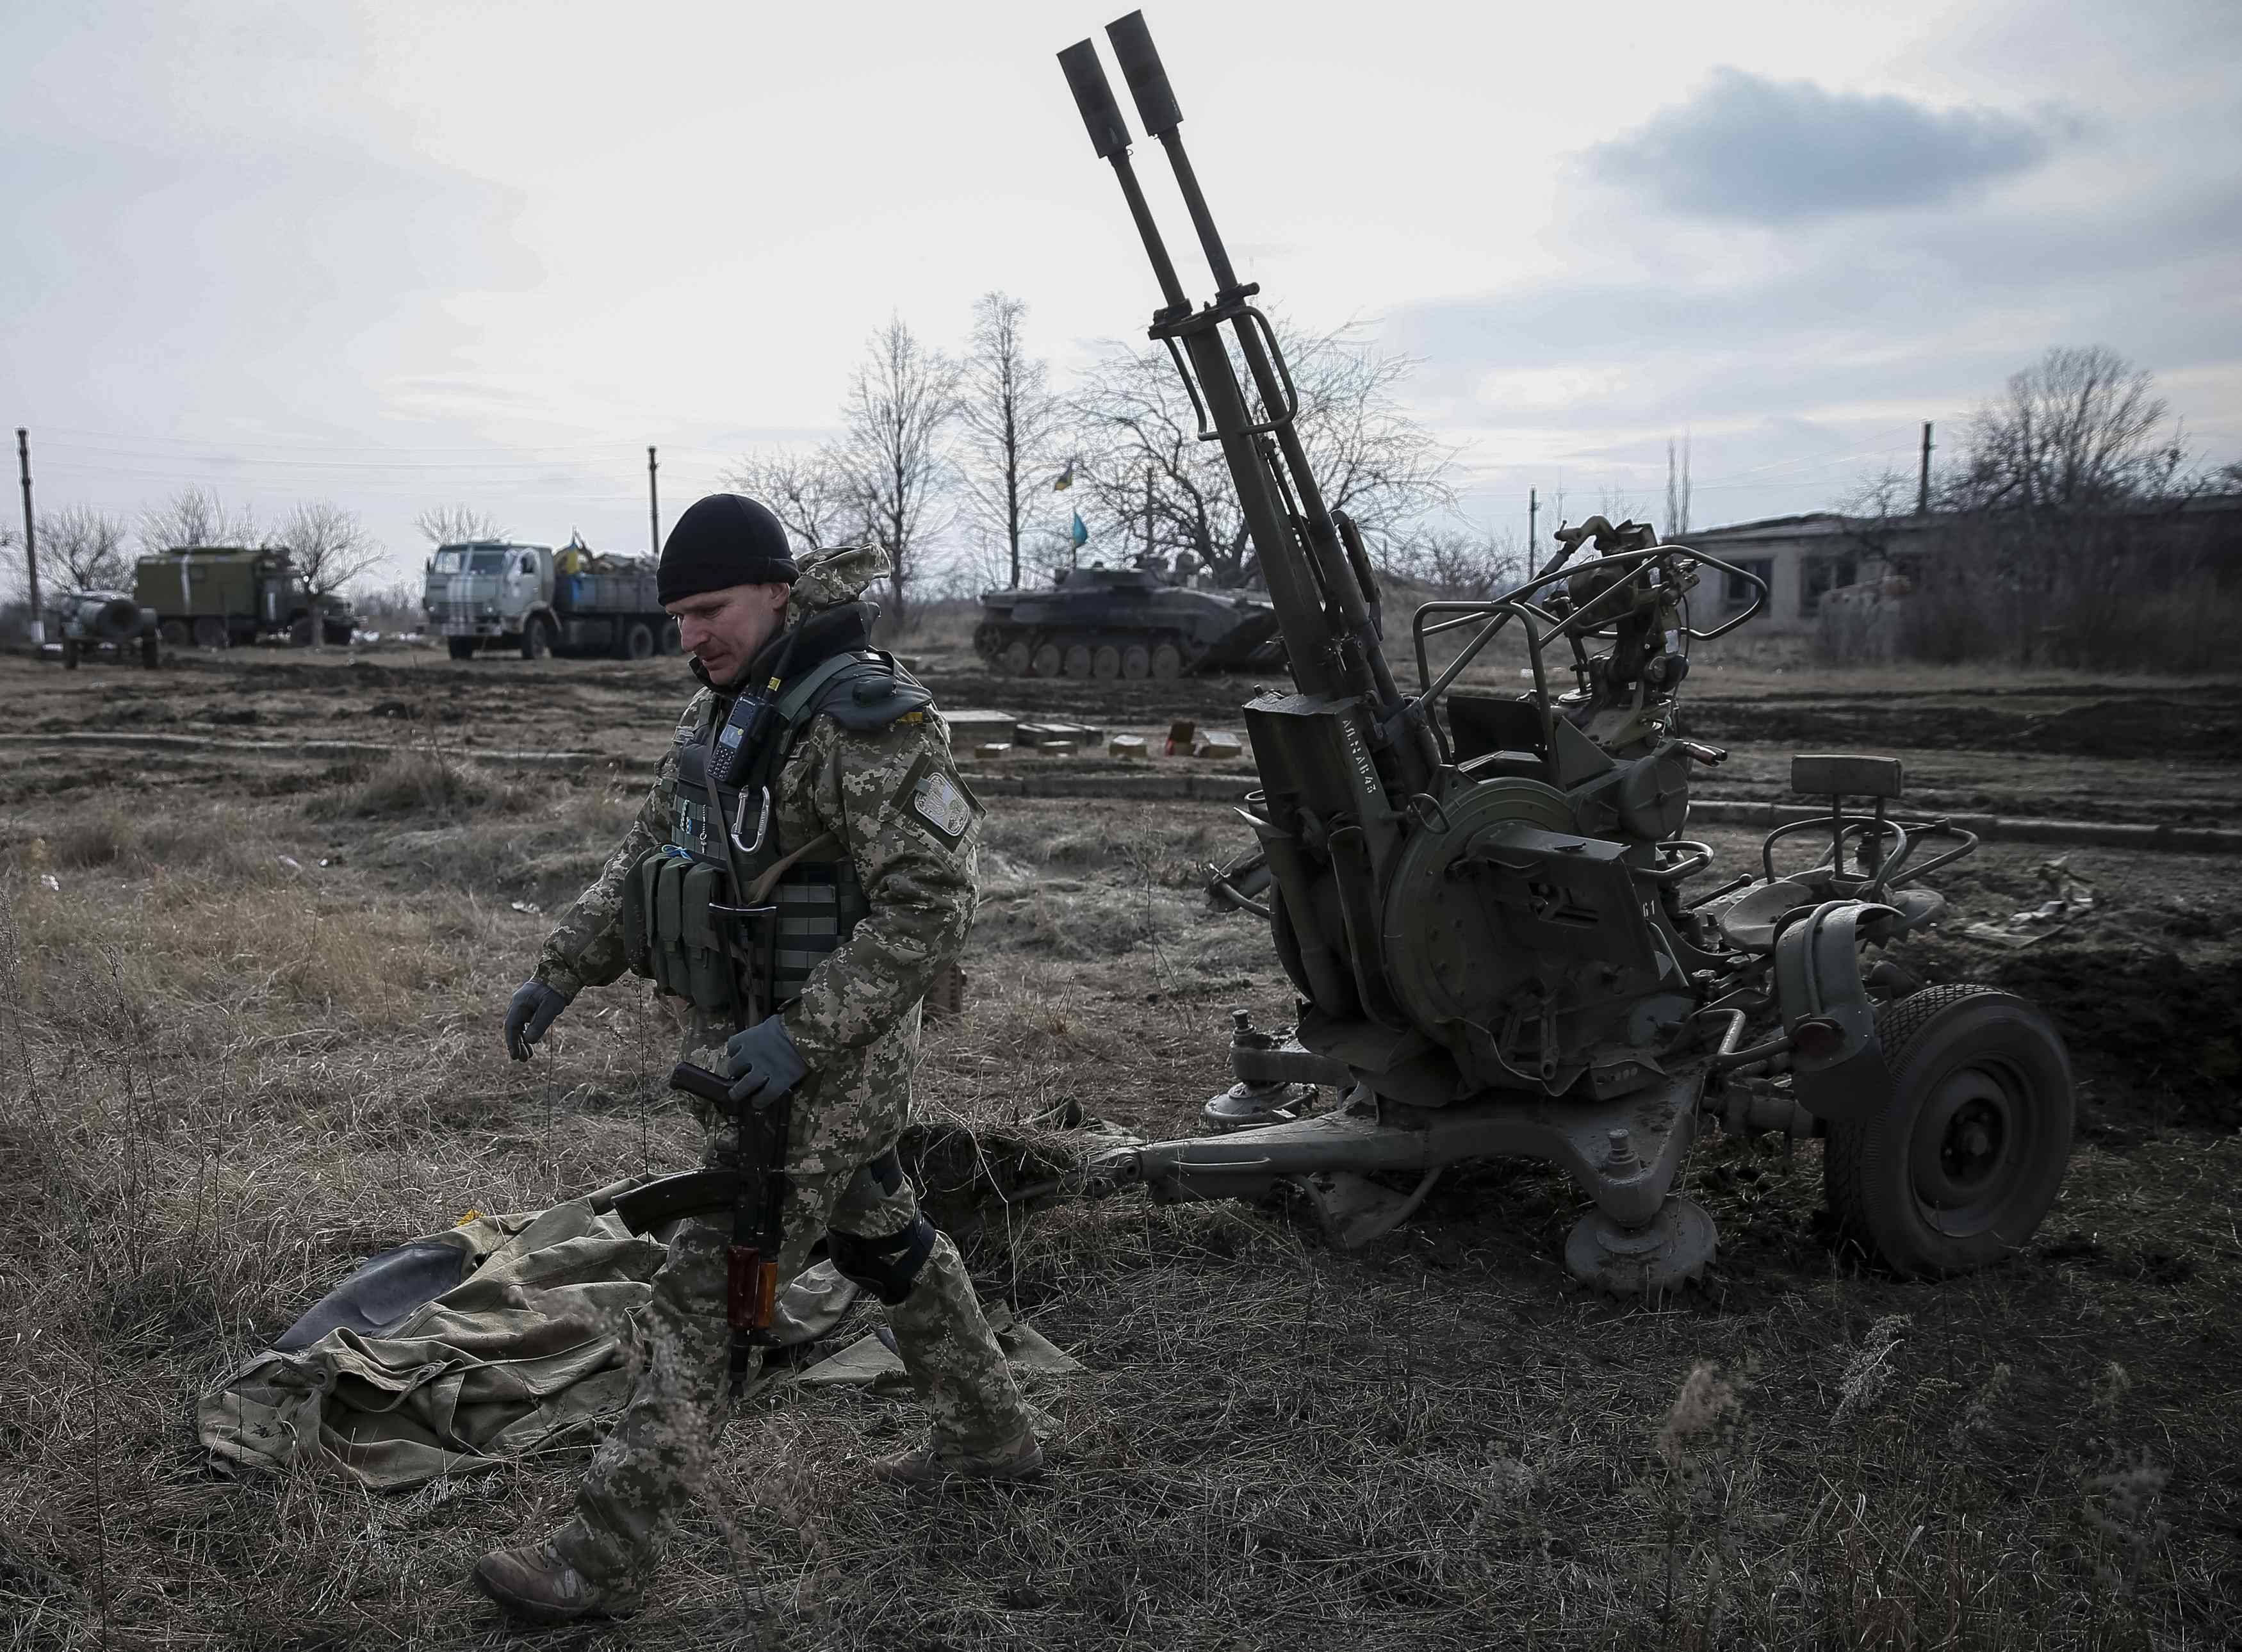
1058, 38, 1133, 159
1106, 11, 1182, 136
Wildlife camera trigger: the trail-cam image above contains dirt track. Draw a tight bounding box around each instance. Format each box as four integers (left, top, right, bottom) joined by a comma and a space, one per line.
13, 644, 2242, 822
6, 642, 2239, 1133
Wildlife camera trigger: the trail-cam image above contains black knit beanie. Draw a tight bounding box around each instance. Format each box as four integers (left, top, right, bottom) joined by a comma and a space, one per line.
657, 494, 798, 605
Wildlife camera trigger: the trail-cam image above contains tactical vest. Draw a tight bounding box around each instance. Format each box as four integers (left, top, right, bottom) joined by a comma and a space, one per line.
618, 645, 931, 1029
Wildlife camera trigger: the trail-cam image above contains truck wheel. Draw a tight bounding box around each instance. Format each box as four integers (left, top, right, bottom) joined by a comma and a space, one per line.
1062, 642, 1093, 678
1031, 642, 1063, 678
1001, 639, 1032, 676
1150, 642, 1182, 680
448, 637, 478, 661
1823, 986, 2074, 1276
192, 617, 229, 650
623, 621, 656, 661
159, 619, 188, 647
1092, 644, 1122, 680
659, 618, 682, 656
1121, 644, 1150, 680
521, 619, 553, 660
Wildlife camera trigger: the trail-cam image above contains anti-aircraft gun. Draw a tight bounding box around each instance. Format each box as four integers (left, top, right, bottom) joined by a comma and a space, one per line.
1051, 14, 2074, 1291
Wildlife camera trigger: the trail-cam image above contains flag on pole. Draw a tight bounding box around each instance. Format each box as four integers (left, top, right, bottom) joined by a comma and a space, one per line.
1069, 511, 1089, 548
1052, 460, 1076, 493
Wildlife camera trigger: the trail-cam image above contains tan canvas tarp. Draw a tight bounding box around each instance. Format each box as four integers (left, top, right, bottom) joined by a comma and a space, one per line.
199, 1198, 668, 1491
199, 1190, 1076, 1492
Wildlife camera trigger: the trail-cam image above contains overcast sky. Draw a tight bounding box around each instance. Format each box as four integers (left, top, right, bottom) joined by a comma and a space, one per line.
4, 0, 2237, 591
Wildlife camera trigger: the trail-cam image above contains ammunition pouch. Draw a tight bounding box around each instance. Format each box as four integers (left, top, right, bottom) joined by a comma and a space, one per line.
619, 641, 913, 1022
620, 844, 867, 1018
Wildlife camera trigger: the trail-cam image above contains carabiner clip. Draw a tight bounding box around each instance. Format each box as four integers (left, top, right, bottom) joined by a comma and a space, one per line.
729, 786, 771, 855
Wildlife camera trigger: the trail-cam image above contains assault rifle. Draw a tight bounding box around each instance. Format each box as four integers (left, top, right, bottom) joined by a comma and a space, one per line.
667, 1060, 787, 1395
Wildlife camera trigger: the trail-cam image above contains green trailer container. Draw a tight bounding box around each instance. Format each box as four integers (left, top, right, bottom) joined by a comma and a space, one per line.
134, 546, 325, 648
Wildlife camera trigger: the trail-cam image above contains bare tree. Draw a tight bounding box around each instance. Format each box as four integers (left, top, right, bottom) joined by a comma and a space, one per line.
139, 484, 256, 553
1596, 483, 1646, 524
835, 317, 961, 625
37, 505, 133, 591
414, 504, 508, 546
1380, 527, 1527, 598
720, 448, 863, 552
1070, 316, 1455, 587
1946, 346, 2188, 514
957, 292, 1068, 590
274, 501, 382, 599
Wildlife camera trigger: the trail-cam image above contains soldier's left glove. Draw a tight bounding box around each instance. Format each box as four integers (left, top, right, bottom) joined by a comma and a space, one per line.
724, 1015, 808, 1107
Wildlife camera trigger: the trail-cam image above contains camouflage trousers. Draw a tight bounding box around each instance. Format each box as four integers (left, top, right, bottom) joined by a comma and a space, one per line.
550, 1143, 1033, 1587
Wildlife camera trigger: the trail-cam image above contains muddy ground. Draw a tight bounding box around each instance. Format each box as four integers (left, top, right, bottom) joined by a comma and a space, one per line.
13, 639, 2242, 825
1, 642, 2238, 1648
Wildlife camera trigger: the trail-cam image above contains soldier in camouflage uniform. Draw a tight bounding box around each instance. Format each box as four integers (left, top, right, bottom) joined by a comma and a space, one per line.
477, 495, 1039, 1626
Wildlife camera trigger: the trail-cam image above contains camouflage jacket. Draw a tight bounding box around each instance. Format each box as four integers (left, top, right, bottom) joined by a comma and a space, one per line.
533, 547, 981, 1172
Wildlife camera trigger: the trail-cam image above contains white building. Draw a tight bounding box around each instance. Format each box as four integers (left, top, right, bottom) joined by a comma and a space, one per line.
1683, 495, 2242, 635
1678, 512, 1922, 636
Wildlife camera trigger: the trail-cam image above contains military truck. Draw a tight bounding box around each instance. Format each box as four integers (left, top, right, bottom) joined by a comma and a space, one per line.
133, 546, 353, 648
974, 559, 1284, 678
421, 539, 676, 662
47, 589, 161, 669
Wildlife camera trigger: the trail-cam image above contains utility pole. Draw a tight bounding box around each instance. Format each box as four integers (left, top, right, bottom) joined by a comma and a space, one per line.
1917, 421, 1933, 516
646, 446, 660, 557
1526, 487, 1538, 580
17, 429, 40, 644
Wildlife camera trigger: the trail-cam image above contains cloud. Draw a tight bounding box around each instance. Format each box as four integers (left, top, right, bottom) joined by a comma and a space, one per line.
1584, 68, 2059, 223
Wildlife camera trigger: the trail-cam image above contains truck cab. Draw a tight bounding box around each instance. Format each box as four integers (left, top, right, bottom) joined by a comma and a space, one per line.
424, 541, 554, 659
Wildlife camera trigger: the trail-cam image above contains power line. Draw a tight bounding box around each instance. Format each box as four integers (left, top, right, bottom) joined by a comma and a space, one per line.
31, 423, 632, 455
39, 443, 616, 474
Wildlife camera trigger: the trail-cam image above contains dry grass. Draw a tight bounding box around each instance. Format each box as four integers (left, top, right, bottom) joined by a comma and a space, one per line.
0, 776, 2235, 1649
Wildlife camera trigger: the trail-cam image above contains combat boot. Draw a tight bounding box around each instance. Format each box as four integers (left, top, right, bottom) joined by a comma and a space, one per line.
473, 1541, 642, 1625
871, 1425, 1045, 1487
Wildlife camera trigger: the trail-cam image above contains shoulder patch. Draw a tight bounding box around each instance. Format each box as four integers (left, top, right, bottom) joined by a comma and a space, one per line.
890, 750, 975, 847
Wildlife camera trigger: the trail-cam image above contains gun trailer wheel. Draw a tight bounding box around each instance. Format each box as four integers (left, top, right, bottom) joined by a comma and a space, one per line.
1824, 986, 2074, 1275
